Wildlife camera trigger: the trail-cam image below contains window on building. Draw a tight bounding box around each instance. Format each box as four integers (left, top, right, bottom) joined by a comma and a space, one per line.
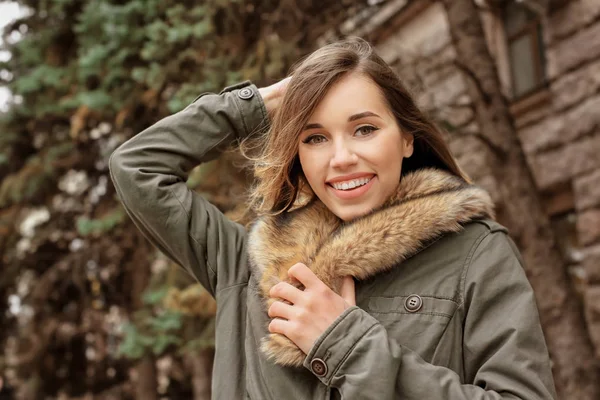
503, 1, 546, 98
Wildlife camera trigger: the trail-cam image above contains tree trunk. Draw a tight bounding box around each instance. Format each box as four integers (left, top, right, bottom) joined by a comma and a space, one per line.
187, 349, 215, 400
134, 355, 158, 400
130, 232, 158, 400
15, 374, 42, 400
440, 0, 600, 398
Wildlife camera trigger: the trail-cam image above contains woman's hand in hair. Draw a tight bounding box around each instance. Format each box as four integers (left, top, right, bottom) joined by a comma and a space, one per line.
258, 76, 291, 118
267, 263, 356, 355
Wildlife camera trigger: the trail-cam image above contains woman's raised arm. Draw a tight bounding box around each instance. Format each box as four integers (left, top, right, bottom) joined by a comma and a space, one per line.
108, 82, 269, 296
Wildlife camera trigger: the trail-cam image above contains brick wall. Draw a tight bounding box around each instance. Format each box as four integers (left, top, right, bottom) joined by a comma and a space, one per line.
365, 0, 600, 357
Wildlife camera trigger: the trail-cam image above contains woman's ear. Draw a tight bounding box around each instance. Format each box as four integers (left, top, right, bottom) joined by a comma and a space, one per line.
403, 133, 414, 159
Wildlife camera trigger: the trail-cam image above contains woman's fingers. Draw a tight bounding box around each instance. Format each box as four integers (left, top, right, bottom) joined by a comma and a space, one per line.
269, 280, 303, 304
267, 270, 357, 355
268, 299, 295, 320
274, 76, 292, 95
287, 263, 323, 291
268, 317, 291, 335
258, 76, 292, 116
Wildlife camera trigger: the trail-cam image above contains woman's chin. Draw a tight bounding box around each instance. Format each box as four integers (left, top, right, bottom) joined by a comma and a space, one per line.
331, 203, 377, 222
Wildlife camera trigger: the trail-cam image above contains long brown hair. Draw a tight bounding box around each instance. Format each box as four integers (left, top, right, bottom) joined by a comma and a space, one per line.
246, 37, 468, 216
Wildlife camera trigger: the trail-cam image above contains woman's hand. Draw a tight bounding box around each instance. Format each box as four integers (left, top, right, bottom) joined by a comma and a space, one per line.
258, 76, 291, 117
267, 263, 356, 355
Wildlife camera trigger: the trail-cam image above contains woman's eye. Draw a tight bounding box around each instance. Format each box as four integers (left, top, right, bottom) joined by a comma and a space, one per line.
355, 125, 378, 136
303, 135, 327, 144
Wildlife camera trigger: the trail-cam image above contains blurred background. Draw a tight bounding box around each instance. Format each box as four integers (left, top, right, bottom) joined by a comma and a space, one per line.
1, 0, 599, 399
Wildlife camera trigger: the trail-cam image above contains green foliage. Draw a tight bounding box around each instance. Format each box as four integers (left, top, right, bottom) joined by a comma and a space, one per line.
118, 282, 218, 359
0, 142, 75, 207
0, 1, 361, 393
151, 332, 183, 355
142, 286, 170, 305
76, 207, 126, 236
186, 160, 218, 189
117, 323, 153, 359
3, 0, 269, 121
118, 316, 184, 359
149, 311, 183, 332
0, 130, 20, 168
118, 285, 187, 360
0, 0, 302, 373
13, 65, 67, 94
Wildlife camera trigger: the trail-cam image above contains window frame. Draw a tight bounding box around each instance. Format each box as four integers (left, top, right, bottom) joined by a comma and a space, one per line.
503, 2, 547, 100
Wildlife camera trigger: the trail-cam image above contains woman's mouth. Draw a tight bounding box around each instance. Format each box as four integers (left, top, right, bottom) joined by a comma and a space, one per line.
330, 176, 372, 191
327, 175, 376, 200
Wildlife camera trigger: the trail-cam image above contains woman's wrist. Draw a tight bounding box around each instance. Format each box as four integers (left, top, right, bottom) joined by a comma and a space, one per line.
258, 77, 291, 117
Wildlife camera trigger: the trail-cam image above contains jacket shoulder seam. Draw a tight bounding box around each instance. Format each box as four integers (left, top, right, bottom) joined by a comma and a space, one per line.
187, 232, 217, 293
458, 229, 493, 307
167, 185, 218, 292
470, 219, 507, 233
216, 281, 249, 294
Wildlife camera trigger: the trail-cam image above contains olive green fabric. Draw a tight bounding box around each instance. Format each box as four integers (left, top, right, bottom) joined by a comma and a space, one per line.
109, 81, 557, 399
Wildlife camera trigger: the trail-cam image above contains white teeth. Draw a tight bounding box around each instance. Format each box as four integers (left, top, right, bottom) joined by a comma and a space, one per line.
331, 177, 372, 191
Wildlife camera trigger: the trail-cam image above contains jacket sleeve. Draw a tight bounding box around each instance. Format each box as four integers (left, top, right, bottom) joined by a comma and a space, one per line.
108, 82, 269, 297
302, 231, 557, 400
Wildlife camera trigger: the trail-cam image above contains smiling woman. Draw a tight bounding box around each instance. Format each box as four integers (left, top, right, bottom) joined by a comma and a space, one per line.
249, 38, 467, 219
109, 37, 557, 399
297, 73, 413, 221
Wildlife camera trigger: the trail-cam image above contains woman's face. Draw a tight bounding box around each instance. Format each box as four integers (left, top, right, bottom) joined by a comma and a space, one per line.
298, 73, 414, 221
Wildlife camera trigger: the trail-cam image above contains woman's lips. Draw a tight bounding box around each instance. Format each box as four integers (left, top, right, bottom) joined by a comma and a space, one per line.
327, 176, 376, 200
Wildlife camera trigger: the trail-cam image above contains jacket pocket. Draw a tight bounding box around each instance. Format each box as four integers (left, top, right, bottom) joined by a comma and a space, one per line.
364, 295, 458, 362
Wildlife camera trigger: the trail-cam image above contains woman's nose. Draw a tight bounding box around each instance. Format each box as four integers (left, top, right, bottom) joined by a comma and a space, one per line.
330, 141, 358, 169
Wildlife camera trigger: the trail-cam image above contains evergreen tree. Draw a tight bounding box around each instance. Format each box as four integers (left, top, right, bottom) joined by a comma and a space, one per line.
0, 0, 366, 398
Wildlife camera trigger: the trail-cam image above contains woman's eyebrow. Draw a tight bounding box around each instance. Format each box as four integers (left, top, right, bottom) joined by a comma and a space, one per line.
348, 111, 381, 122
303, 111, 382, 130
304, 122, 323, 130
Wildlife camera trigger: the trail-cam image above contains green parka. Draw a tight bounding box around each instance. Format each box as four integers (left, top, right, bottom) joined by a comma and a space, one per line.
109, 81, 557, 399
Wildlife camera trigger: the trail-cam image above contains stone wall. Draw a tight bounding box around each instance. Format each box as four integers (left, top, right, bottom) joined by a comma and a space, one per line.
375, 1, 503, 201
531, 0, 600, 357
366, 0, 600, 356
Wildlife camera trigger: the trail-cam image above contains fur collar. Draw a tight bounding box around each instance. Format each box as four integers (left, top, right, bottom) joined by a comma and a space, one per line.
247, 168, 494, 367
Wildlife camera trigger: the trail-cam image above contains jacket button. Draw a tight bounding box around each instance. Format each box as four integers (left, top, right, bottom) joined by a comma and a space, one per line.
311, 358, 328, 377
404, 294, 423, 313
238, 87, 254, 100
